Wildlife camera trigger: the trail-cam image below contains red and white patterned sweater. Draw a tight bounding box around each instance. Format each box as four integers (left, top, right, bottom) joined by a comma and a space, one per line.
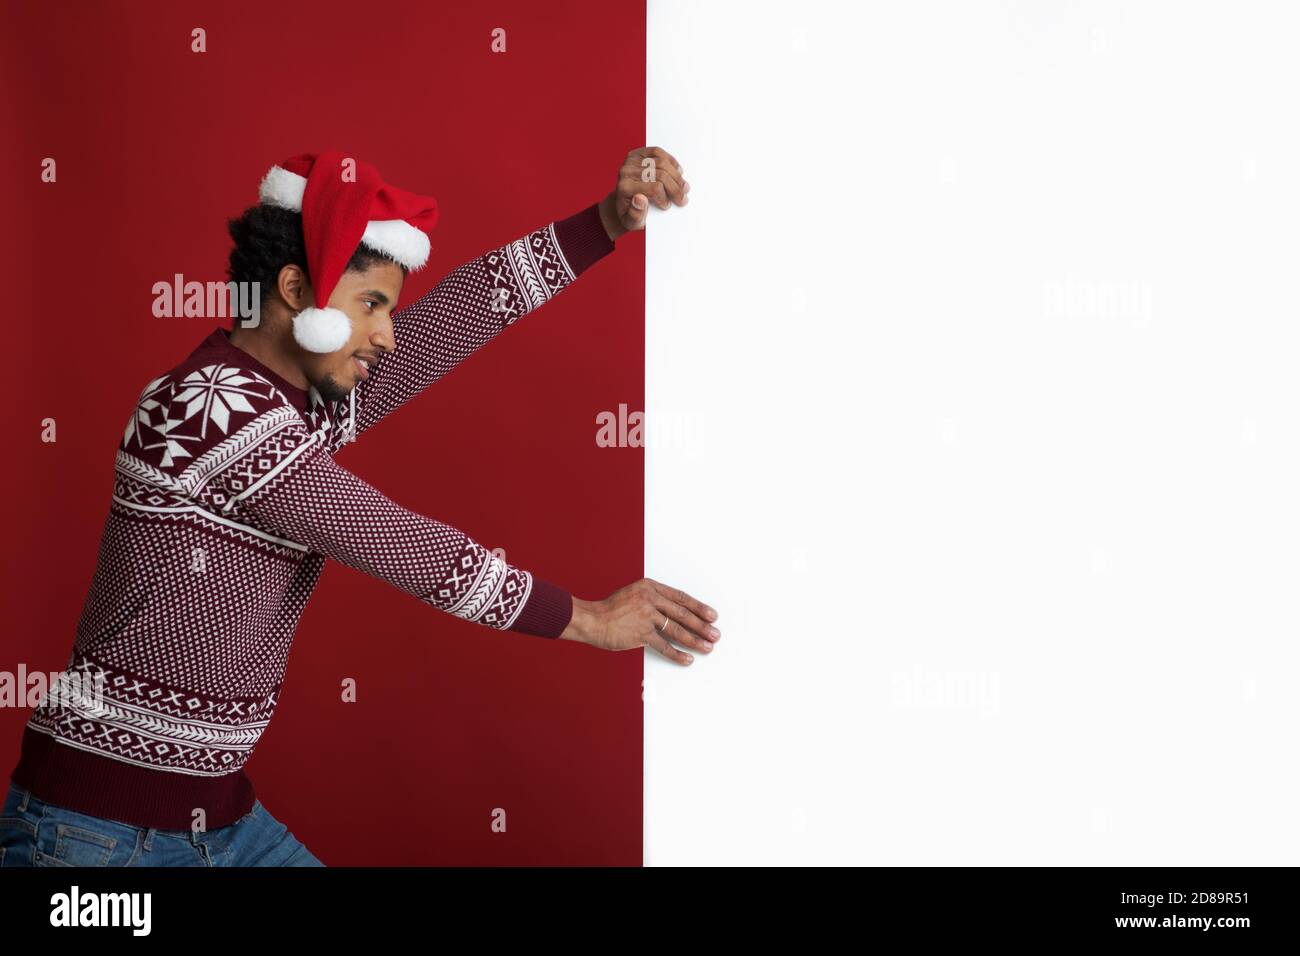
10, 202, 615, 830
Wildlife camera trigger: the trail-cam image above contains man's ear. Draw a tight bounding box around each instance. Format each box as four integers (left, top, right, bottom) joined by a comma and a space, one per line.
276, 263, 312, 311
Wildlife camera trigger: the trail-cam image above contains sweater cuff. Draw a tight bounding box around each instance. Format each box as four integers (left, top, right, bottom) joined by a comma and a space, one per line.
553, 201, 616, 277
509, 575, 574, 639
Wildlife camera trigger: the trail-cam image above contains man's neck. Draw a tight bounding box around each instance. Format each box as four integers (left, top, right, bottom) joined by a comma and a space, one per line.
227, 325, 309, 390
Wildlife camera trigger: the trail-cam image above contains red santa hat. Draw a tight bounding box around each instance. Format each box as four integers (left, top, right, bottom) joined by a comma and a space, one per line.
257, 150, 439, 353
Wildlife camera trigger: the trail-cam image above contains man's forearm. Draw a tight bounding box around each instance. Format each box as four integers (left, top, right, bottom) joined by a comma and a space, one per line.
346, 200, 618, 440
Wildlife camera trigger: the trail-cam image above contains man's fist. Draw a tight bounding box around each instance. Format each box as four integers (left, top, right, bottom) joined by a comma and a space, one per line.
598, 146, 690, 241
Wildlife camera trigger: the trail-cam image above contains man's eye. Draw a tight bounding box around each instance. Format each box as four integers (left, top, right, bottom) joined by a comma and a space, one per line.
364, 299, 377, 310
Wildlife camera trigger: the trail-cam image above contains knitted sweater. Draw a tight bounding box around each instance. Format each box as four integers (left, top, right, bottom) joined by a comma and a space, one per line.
10, 202, 615, 830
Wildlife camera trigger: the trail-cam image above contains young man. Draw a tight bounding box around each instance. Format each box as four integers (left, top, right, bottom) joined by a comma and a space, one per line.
1, 147, 716, 867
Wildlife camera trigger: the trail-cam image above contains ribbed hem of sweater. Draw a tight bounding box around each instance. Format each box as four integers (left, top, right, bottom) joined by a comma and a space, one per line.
509, 576, 574, 638
553, 201, 616, 275
9, 725, 256, 831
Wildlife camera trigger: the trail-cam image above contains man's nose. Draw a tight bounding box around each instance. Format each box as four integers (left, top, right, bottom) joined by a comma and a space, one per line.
372, 314, 395, 352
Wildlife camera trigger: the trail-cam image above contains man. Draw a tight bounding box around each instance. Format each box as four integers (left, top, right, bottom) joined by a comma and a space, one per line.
1, 147, 716, 867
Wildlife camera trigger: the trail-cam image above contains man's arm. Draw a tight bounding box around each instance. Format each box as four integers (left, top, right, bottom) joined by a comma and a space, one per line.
343, 201, 616, 442
200, 402, 572, 637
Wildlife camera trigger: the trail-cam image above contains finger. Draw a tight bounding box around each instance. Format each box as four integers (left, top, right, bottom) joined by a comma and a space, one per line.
655, 168, 689, 206
653, 596, 718, 650
622, 152, 671, 191
646, 622, 694, 666
627, 146, 681, 174
623, 191, 650, 228
638, 158, 681, 190
649, 180, 671, 210
632, 177, 683, 210
626, 157, 687, 206
623, 151, 684, 187
645, 578, 719, 628
644, 146, 683, 178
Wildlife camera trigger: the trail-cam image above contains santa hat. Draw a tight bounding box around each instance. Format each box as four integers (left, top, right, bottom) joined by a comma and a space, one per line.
257, 151, 439, 353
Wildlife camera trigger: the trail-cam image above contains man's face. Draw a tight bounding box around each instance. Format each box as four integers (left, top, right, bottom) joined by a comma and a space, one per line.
303, 260, 405, 403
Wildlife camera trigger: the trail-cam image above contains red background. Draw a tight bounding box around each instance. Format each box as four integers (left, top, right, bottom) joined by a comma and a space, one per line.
0, 0, 645, 865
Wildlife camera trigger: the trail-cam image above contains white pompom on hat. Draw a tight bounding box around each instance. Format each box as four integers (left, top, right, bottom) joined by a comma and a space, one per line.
257, 151, 439, 353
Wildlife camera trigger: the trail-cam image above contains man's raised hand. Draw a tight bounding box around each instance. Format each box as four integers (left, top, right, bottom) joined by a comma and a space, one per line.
597, 146, 690, 241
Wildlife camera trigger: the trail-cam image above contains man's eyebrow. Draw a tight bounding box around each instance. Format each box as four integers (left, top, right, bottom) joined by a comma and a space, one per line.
360, 289, 392, 305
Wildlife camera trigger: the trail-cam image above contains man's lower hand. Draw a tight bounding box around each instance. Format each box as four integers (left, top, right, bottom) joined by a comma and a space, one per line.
559, 578, 719, 666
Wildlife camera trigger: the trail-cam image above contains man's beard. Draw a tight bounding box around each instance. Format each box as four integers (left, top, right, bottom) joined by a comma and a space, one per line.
314, 374, 353, 405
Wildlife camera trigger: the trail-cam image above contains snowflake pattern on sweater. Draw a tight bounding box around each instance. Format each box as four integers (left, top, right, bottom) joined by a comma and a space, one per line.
12, 202, 615, 829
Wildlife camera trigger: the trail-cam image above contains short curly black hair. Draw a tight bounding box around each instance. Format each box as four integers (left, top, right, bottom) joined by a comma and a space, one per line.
226, 204, 408, 306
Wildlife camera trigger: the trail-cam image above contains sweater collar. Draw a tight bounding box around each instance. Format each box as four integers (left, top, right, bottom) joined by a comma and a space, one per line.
199, 327, 311, 415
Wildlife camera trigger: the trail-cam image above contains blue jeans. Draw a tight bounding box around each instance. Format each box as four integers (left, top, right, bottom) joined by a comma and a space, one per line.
0, 780, 324, 867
